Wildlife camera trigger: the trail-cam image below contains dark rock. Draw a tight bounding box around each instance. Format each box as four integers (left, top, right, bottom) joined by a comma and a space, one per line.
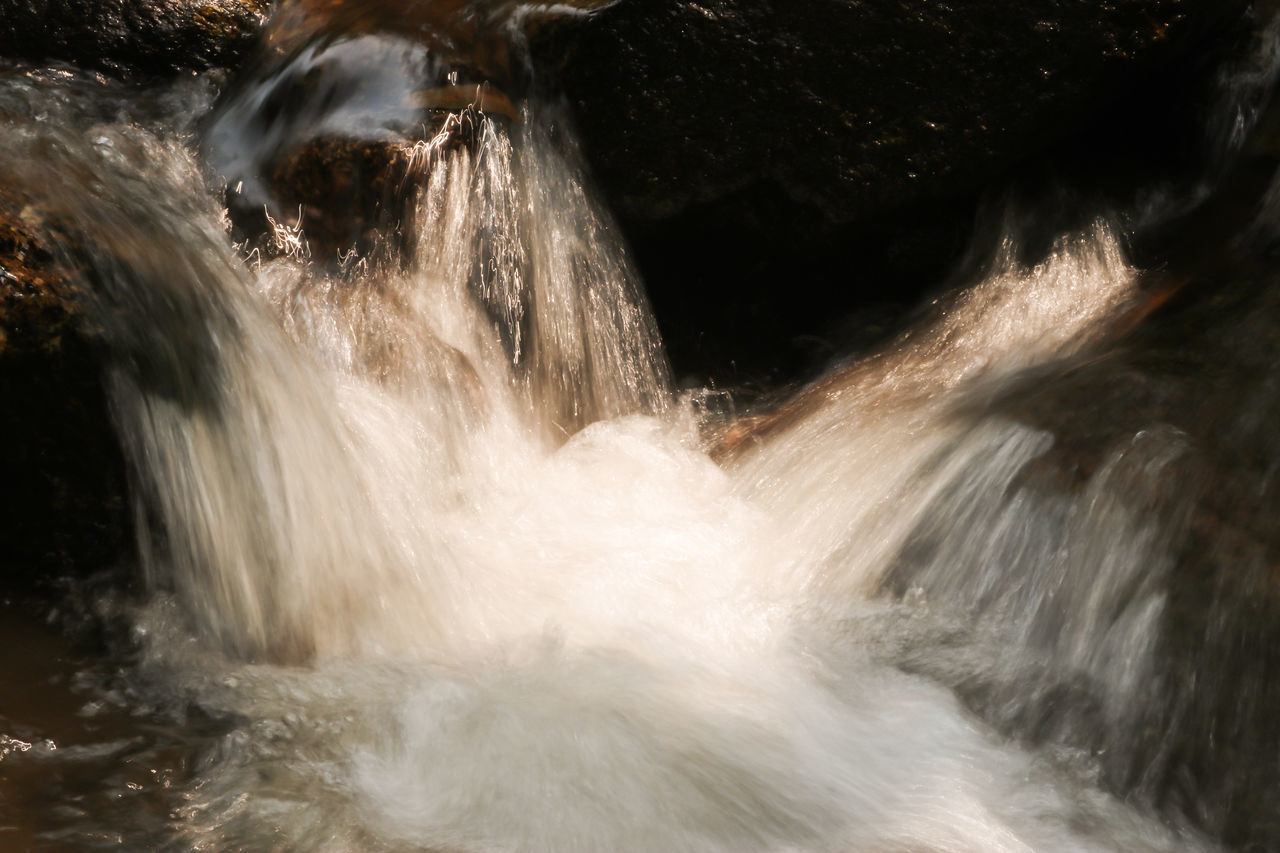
205, 14, 517, 261
530, 0, 1254, 383
261, 113, 486, 260
0, 0, 269, 74
265, 137, 407, 258
0, 188, 129, 587
542, 0, 1250, 230
0, 197, 77, 358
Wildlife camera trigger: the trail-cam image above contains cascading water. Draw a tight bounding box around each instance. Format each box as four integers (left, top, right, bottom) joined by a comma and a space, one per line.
3, 2, 1280, 851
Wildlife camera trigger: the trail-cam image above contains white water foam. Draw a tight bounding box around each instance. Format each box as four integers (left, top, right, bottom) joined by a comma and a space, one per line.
0, 64, 1211, 852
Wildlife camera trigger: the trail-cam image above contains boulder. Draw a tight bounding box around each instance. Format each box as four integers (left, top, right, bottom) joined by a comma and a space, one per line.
0, 189, 128, 586
530, 0, 1255, 382
204, 12, 518, 261
0, 0, 269, 74
541, 0, 1251, 230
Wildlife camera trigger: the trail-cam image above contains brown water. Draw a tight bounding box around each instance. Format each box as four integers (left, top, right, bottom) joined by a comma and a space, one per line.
0, 597, 189, 851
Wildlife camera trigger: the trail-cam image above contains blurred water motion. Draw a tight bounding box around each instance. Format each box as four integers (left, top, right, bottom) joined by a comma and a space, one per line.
1, 2, 1279, 851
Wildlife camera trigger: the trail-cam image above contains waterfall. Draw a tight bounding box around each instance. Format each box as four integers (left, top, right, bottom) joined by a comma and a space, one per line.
2, 6, 1273, 851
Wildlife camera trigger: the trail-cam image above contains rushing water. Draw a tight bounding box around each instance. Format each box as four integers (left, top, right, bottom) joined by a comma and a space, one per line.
3, 3, 1280, 851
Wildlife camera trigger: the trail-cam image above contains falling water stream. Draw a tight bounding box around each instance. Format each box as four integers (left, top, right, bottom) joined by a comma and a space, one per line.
3, 3, 1280, 851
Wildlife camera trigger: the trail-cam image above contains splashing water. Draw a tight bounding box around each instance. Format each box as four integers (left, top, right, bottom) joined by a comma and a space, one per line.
0, 17, 1241, 853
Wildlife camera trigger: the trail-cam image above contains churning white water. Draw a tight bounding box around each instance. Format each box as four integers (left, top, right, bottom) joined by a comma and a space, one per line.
0, 38, 1222, 853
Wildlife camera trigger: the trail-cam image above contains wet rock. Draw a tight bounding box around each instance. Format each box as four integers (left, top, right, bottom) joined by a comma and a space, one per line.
262, 137, 405, 259
206, 10, 518, 262
261, 102, 501, 259
530, 0, 1253, 382
0, 0, 270, 74
0, 200, 77, 359
264, 0, 515, 83
543, 0, 1249, 230
0, 189, 129, 585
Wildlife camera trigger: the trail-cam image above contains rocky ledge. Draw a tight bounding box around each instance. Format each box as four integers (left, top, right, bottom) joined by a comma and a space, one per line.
532, 0, 1255, 380
0, 189, 128, 586
0, 0, 269, 74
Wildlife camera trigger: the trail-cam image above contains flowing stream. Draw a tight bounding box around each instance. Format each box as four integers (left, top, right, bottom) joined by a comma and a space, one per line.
2, 3, 1280, 851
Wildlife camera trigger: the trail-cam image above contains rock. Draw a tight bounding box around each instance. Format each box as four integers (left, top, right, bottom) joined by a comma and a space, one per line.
0, 188, 129, 586
206, 12, 517, 261
269, 138, 402, 256
260, 114, 486, 260
264, 0, 513, 82
0, 0, 269, 74
541, 0, 1250, 231
528, 0, 1254, 382
0, 199, 77, 358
